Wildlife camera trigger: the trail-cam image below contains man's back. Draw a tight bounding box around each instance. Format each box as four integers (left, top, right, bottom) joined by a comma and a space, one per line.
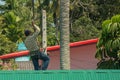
24, 35, 39, 51
24, 24, 40, 51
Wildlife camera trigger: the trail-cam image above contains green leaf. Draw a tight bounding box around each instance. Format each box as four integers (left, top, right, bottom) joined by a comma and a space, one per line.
16, 16, 21, 22
110, 23, 118, 34
95, 48, 102, 60
111, 15, 120, 23
96, 38, 103, 48
111, 39, 119, 50
106, 22, 112, 34
102, 20, 111, 29
105, 40, 112, 52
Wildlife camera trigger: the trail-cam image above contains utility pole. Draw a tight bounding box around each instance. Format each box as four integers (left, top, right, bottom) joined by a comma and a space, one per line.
42, 10, 47, 54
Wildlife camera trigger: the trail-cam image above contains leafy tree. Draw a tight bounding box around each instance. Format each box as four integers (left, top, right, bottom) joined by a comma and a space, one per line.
71, 16, 99, 42
69, 0, 101, 41
3, 11, 21, 42
95, 15, 120, 69
1, 0, 34, 42
0, 34, 16, 55
0, 16, 16, 55
89, 0, 120, 28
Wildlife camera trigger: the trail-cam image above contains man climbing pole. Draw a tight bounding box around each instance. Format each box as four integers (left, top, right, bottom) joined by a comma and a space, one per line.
24, 21, 50, 70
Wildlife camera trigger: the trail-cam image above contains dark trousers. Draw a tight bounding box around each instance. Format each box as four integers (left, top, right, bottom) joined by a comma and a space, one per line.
31, 51, 50, 70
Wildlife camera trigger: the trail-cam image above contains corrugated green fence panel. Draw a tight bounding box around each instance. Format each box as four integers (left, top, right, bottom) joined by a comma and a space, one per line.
0, 70, 120, 80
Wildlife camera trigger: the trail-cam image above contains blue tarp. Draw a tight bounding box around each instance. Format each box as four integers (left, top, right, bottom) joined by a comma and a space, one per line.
15, 42, 30, 61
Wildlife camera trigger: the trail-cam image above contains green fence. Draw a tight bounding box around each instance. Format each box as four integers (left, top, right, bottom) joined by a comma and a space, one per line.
0, 70, 120, 80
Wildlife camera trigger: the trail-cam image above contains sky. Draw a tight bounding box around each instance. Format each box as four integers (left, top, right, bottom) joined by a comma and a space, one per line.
0, 0, 5, 5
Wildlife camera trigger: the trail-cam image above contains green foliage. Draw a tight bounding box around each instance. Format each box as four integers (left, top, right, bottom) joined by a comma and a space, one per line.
0, 59, 18, 70
0, 34, 16, 55
97, 59, 120, 69
0, 16, 16, 55
3, 11, 23, 42
96, 15, 120, 69
0, 0, 32, 56
71, 16, 99, 42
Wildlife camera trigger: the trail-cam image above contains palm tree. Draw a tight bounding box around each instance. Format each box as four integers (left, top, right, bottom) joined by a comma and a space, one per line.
60, 0, 70, 70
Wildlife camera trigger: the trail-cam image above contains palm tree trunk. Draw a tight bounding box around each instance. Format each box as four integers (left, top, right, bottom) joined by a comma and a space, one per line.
60, 0, 70, 70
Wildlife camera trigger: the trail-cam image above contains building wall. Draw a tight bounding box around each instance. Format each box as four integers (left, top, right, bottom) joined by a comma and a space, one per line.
16, 43, 98, 70
48, 43, 98, 70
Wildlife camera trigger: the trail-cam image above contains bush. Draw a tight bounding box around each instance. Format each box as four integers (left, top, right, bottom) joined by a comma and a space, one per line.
95, 15, 120, 69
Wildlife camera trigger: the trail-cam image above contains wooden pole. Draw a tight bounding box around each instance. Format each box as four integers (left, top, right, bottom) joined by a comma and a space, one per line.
42, 10, 47, 54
